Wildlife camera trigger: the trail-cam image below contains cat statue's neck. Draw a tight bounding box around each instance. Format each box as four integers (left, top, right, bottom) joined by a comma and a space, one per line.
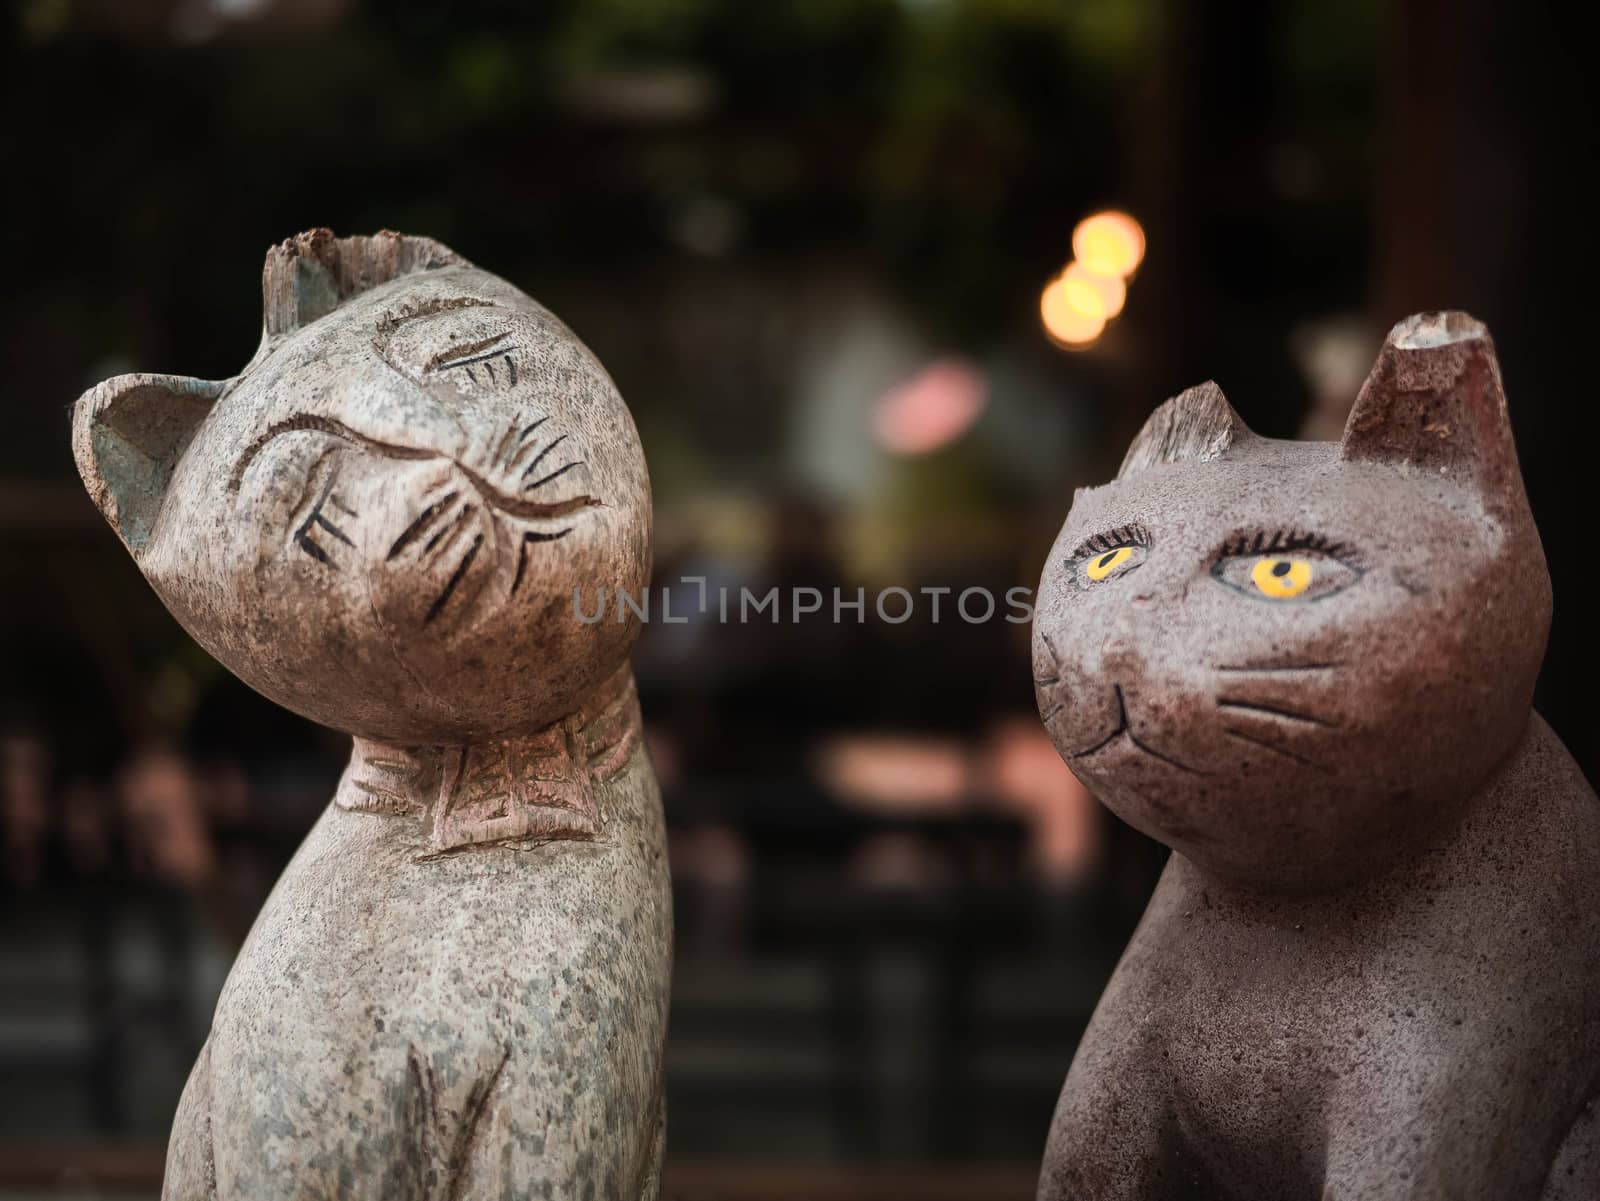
332, 665, 642, 856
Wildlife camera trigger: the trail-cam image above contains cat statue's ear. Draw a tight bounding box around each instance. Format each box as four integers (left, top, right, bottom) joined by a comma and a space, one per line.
1341, 311, 1523, 514
1118, 380, 1252, 479
72, 372, 226, 554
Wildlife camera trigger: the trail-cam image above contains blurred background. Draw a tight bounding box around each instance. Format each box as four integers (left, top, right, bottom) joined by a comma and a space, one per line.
2, 0, 1597, 1197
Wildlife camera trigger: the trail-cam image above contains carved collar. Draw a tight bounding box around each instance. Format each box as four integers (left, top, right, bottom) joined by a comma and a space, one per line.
334, 667, 642, 854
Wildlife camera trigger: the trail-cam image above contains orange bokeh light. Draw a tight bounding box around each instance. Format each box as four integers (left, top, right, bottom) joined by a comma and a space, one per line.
1062, 261, 1126, 318
1071, 211, 1146, 279
1040, 277, 1106, 347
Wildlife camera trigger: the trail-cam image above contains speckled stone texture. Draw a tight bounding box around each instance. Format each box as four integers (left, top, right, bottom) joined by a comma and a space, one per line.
1031, 312, 1600, 1199
72, 231, 671, 1200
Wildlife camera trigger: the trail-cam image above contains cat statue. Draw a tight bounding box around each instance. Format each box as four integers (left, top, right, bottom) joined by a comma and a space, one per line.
1031, 312, 1600, 1199
72, 230, 669, 1200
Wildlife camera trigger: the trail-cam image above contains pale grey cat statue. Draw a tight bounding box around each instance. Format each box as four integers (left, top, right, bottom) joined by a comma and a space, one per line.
73, 230, 670, 1201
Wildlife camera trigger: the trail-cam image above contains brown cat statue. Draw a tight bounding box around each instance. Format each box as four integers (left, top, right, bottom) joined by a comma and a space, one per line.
72, 231, 669, 1200
1031, 312, 1600, 1199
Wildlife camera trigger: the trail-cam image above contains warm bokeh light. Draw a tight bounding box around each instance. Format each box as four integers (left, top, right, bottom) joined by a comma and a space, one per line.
1057, 270, 1106, 321
872, 357, 988, 455
1040, 277, 1107, 346
1071, 210, 1146, 278
1062, 261, 1126, 318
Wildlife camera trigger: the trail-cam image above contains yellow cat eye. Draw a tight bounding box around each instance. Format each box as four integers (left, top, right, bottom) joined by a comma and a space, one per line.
1086, 546, 1136, 581
1250, 557, 1313, 599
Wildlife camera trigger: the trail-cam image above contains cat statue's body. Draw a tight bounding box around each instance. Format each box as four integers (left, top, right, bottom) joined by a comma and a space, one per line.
1032, 313, 1600, 1199
73, 231, 669, 1200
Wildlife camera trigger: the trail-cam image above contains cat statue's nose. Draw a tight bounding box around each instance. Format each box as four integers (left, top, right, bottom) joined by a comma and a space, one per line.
1100, 602, 1149, 674
1100, 633, 1140, 674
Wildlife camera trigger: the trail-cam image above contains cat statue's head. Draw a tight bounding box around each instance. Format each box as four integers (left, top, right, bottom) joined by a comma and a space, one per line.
73, 230, 650, 745
1033, 312, 1549, 892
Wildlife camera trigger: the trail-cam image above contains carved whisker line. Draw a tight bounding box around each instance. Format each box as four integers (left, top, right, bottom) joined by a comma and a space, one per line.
389, 491, 460, 561
505, 420, 551, 474
1217, 698, 1336, 727
490, 424, 516, 471
426, 534, 484, 624
424, 504, 479, 561
1128, 729, 1207, 774
522, 434, 570, 479
507, 354, 517, 386
1034, 675, 1060, 686
1223, 725, 1317, 767
1040, 632, 1062, 668
511, 527, 575, 596
525, 460, 582, 492
1040, 701, 1064, 722
1217, 662, 1347, 673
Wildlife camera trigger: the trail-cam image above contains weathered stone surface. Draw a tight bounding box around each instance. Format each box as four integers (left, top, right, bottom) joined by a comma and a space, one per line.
1031, 312, 1600, 1198
73, 230, 671, 1200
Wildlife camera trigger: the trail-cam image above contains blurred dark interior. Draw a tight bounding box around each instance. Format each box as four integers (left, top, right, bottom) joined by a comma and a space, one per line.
3, 0, 1598, 1196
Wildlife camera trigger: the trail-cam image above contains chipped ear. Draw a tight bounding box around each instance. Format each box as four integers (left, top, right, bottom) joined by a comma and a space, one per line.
1341, 312, 1523, 513
1118, 380, 1252, 479
72, 372, 225, 553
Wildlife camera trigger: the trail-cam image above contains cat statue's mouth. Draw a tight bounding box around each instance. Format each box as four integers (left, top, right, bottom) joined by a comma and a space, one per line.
1064, 685, 1208, 775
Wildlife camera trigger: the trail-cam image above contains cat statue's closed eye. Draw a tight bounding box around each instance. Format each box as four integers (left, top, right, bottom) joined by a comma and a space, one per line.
73, 231, 669, 1201
1032, 313, 1600, 1200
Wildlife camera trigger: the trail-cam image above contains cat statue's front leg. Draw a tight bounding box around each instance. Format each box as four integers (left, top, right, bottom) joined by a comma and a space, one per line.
1037, 971, 1193, 1201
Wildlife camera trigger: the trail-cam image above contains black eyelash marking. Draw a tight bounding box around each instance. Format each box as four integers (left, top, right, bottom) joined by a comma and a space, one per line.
525, 460, 581, 492
511, 528, 575, 595
1219, 528, 1351, 559
314, 511, 355, 547
297, 534, 332, 566
295, 474, 354, 567
426, 534, 483, 624
522, 434, 570, 480
1070, 522, 1151, 560
428, 331, 513, 372
388, 492, 459, 560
